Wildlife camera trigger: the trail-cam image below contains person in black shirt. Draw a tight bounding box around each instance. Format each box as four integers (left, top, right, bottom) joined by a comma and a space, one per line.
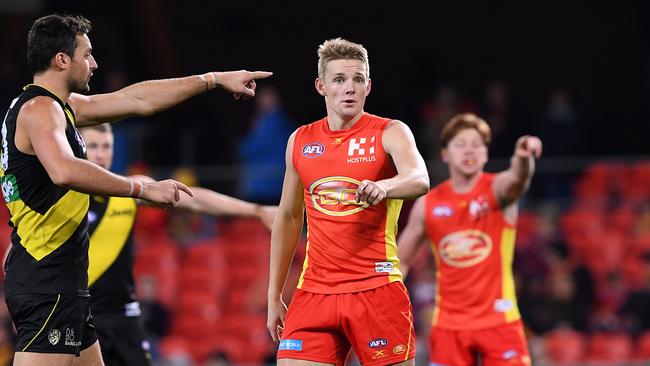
2, 14, 271, 366
81, 124, 275, 365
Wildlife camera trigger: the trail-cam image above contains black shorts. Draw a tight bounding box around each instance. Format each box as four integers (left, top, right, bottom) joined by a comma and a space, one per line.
6, 293, 97, 355
93, 312, 151, 366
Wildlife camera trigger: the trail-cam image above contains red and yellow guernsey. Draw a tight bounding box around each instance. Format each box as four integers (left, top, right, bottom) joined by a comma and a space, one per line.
424, 173, 520, 329
293, 112, 403, 294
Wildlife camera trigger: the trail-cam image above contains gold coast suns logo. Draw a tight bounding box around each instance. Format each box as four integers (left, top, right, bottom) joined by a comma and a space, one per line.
438, 230, 492, 268
309, 176, 368, 216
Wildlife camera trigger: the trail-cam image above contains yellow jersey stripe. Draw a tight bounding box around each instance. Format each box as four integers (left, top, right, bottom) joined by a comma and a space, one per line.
7, 190, 89, 261
430, 240, 442, 326
385, 198, 403, 283
88, 197, 137, 286
296, 227, 310, 289
500, 227, 521, 322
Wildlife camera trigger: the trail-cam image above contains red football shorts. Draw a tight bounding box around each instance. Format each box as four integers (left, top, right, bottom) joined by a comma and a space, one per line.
429, 320, 531, 366
277, 281, 416, 366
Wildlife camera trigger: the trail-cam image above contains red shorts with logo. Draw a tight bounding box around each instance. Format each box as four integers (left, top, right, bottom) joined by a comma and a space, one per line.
277, 281, 415, 366
429, 320, 530, 366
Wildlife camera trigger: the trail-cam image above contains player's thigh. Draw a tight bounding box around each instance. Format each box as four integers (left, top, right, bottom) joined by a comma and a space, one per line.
72, 340, 104, 366
478, 321, 531, 366
428, 327, 475, 366
13, 352, 75, 366
278, 290, 349, 365
344, 282, 416, 366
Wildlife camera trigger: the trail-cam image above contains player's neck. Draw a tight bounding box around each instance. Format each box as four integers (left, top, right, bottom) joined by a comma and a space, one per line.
32, 72, 71, 104
326, 110, 365, 131
449, 170, 482, 194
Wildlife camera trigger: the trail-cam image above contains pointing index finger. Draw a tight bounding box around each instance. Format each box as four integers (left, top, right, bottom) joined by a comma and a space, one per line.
176, 182, 194, 197
250, 71, 273, 79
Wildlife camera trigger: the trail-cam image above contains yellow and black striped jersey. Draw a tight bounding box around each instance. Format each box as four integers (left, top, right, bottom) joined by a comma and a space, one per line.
1, 84, 90, 297
87, 195, 138, 314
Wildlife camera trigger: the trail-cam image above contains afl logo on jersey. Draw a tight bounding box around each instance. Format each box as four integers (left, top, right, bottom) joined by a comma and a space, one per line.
439, 230, 492, 268
309, 176, 368, 216
302, 142, 325, 158
433, 205, 453, 217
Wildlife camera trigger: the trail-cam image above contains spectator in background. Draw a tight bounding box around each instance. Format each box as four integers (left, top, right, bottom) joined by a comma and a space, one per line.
480, 80, 525, 157
204, 351, 231, 366
619, 253, 650, 336
419, 85, 478, 185
536, 88, 582, 200
103, 68, 135, 174
238, 85, 294, 205
517, 210, 595, 334
634, 203, 650, 235
166, 167, 206, 246
538, 88, 582, 157
137, 274, 170, 359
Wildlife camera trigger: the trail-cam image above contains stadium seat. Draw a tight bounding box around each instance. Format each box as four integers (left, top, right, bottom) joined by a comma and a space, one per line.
177, 291, 221, 317
134, 240, 179, 270
622, 161, 650, 201
157, 335, 193, 363
633, 330, 650, 361
544, 328, 586, 364
573, 162, 620, 201
219, 218, 269, 240
609, 207, 636, 233
178, 267, 229, 295
515, 211, 539, 248
171, 313, 220, 341
584, 332, 633, 362
182, 242, 229, 270
133, 206, 169, 243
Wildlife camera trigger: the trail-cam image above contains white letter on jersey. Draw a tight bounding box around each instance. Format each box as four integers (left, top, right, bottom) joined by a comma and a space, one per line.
348, 138, 366, 156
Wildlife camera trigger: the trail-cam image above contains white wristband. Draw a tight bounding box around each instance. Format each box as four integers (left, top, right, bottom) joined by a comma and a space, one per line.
208, 72, 217, 89
199, 72, 218, 90
128, 178, 134, 197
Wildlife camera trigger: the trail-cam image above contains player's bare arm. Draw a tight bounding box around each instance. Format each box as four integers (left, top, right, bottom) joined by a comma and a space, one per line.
133, 175, 278, 230
356, 120, 429, 205
397, 196, 428, 277
18, 98, 192, 205
267, 131, 305, 342
493, 135, 543, 208
69, 70, 273, 126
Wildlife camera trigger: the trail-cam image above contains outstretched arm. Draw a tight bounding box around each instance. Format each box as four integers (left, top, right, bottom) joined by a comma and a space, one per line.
19, 98, 191, 206
356, 120, 429, 205
267, 131, 304, 342
69, 70, 273, 126
493, 135, 543, 208
135, 175, 277, 230
398, 196, 429, 277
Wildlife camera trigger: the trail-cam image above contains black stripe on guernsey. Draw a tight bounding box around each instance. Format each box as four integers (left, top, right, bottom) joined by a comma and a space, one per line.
88, 196, 137, 286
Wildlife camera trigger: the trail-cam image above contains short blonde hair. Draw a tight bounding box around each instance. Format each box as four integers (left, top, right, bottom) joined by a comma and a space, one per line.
441, 113, 491, 148
317, 38, 369, 78
80, 123, 112, 134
